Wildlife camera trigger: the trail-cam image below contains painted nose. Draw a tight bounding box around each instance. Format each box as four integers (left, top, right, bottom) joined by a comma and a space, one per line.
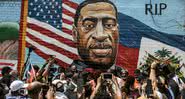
92, 21, 108, 42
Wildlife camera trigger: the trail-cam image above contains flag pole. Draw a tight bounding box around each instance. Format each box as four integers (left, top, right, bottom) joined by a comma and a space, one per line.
20, 46, 33, 80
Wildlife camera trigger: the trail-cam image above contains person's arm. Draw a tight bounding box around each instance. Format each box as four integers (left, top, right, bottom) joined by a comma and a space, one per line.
36, 57, 56, 79
36, 61, 48, 76
149, 61, 158, 89
90, 77, 101, 99
42, 58, 56, 78
90, 75, 122, 99
38, 88, 43, 99
42, 60, 54, 77
149, 61, 162, 99
35, 59, 50, 81
46, 87, 55, 99
111, 76, 122, 99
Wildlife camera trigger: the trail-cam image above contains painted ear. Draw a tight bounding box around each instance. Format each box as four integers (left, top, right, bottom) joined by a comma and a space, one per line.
72, 25, 78, 43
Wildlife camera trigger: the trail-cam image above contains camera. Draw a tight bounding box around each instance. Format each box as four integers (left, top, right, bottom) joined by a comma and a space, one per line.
101, 73, 113, 79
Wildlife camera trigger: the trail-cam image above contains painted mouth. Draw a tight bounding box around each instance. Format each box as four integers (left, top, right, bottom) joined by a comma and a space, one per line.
91, 48, 112, 57
89, 43, 112, 57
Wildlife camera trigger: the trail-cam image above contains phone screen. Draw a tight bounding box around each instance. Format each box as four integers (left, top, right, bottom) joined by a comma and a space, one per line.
103, 73, 112, 79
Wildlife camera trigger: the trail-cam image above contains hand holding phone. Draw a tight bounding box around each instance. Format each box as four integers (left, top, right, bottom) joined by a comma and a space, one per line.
101, 73, 113, 80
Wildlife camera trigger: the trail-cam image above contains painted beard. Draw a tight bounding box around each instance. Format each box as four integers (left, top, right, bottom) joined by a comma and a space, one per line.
78, 41, 116, 70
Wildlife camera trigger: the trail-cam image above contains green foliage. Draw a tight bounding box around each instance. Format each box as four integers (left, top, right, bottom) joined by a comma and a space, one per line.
154, 47, 172, 59
139, 48, 182, 73
0, 22, 19, 42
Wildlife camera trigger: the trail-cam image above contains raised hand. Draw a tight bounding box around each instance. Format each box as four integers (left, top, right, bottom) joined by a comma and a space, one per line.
151, 61, 159, 69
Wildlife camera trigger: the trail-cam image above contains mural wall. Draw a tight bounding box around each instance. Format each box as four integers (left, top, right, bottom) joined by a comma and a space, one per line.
0, 0, 21, 77
1, 0, 183, 76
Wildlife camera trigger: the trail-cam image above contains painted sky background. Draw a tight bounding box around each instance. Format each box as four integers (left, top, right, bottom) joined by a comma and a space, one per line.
75, 0, 185, 35
0, 1, 21, 22
0, 0, 184, 34
0, 0, 184, 66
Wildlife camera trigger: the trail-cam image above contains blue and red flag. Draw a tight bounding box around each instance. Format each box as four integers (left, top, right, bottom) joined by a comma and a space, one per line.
117, 13, 185, 75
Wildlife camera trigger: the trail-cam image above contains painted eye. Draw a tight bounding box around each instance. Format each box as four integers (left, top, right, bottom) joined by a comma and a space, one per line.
104, 24, 115, 29
82, 19, 97, 31
103, 18, 116, 29
85, 24, 94, 28
83, 24, 95, 31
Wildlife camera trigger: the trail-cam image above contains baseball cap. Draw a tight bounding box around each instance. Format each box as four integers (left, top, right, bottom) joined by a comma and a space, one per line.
10, 80, 28, 92
52, 79, 67, 85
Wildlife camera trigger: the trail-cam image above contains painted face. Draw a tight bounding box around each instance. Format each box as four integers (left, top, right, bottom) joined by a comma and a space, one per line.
75, 2, 119, 69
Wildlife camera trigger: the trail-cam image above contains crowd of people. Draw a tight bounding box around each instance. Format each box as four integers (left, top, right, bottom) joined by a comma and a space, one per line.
0, 60, 184, 99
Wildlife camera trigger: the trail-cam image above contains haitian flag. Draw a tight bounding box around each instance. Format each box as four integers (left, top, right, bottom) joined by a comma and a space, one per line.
117, 13, 185, 75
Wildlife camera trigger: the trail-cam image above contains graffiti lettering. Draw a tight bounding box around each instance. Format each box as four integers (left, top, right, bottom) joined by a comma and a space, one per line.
145, 3, 167, 15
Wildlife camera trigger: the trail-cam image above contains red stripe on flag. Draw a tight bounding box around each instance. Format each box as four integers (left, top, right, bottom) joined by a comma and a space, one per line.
26, 43, 71, 68
26, 33, 78, 59
62, 27, 73, 35
0, 63, 15, 66
62, 18, 73, 25
116, 44, 139, 76
63, 0, 78, 9
27, 23, 76, 48
62, 8, 75, 18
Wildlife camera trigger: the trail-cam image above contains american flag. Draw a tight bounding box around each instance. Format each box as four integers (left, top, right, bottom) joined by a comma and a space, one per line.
26, 0, 78, 68
0, 59, 17, 78
22, 59, 36, 82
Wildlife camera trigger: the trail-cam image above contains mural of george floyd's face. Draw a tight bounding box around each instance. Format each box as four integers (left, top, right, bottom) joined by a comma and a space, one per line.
74, 2, 119, 69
